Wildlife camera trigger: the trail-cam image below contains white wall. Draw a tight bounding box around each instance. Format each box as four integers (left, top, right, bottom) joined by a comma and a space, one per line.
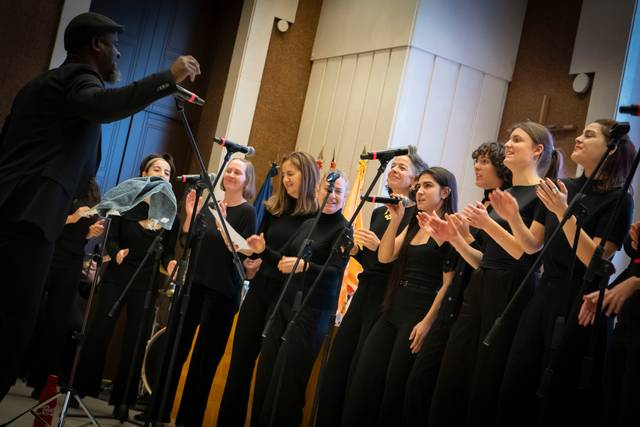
297, 0, 527, 212
49, 0, 92, 69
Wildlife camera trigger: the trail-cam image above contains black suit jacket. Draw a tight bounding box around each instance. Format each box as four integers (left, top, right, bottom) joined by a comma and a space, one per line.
0, 62, 176, 242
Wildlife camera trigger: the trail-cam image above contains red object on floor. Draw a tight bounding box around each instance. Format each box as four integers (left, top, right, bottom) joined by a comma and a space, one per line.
33, 375, 58, 427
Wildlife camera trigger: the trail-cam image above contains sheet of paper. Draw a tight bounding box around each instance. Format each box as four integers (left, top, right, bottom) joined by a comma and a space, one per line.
209, 206, 251, 251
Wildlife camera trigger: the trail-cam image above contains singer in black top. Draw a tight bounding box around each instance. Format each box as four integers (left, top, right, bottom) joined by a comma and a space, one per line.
247, 173, 352, 427
426, 122, 560, 427
402, 142, 511, 426
217, 152, 319, 427
315, 153, 427, 427
75, 155, 179, 409
497, 120, 635, 427
342, 167, 457, 426
161, 158, 257, 427
583, 225, 640, 427
0, 12, 200, 399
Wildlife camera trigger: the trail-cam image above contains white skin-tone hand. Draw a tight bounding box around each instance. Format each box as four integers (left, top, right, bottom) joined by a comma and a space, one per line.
386, 196, 406, 222
578, 276, 640, 326
409, 317, 434, 354
183, 189, 206, 233
166, 260, 177, 278
417, 212, 457, 243
116, 248, 129, 264
449, 213, 474, 244
67, 206, 91, 224
86, 219, 105, 239
246, 233, 266, 255
353, 228, 381, 252
536, 178, 569, 219
377, 197, 409, 263
243, 258, 262, 280
488, 189, 520, 222
170, 55, 201, 83
462, 202, 493, 230
278, 256, 306, 274
217, 200, 228, 218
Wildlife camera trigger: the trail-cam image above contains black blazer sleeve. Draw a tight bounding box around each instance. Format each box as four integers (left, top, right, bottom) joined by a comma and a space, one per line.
65, 69, 177, 124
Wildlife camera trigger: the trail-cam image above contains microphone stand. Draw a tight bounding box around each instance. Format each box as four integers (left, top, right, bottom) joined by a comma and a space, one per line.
111, 230, 165, 423
146, 99, 245, 426
265, 158, 391, 427
0, 219, 113, 427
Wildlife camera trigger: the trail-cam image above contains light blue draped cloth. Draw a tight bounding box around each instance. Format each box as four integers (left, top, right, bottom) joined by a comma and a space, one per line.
93, 176, 177, 230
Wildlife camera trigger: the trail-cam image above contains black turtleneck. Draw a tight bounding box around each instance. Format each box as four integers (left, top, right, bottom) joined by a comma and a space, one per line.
261, 210, 352, 311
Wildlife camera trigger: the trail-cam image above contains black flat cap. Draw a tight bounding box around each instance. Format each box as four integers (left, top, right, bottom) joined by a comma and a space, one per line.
64, 12, 124, 50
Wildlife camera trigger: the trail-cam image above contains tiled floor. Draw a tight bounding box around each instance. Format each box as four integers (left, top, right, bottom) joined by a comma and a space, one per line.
0, 381, 142, 427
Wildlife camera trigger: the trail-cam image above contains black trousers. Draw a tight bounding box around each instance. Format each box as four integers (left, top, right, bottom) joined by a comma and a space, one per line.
315, 275, 386, 427
429, 267, 534, 427
342, 287, 436, 427
250, 300, 332, 427
603, 318, 640, 427
217, 276, 281, 427
25, 257, 84, 391
0, 221, 54, 401
160, 284, 236, 427
498, 278, 607, 427
402, 269, 468, 427
74, 281, 150, 406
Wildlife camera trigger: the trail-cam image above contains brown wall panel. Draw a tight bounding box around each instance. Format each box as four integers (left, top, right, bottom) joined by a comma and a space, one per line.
247, 0, 324, 186
500, 0, 590, 177
0, 0, 64, 123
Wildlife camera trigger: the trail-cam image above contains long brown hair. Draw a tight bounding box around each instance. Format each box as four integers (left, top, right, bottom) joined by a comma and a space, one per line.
265, 152, 319, 216
510, 121, 562, 179
591, 119, 636, 192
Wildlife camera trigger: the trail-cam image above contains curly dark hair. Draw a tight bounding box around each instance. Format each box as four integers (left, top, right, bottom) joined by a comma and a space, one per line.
472, 141, 512, 188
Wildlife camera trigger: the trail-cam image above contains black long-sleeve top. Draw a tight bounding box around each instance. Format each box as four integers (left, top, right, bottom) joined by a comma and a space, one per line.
261, 210, 352, 311
479, 185, 544, 270
51, 197, 95, 268
190, 202, 256, 309
103, 203, 179, 291
252, 202, 316, 283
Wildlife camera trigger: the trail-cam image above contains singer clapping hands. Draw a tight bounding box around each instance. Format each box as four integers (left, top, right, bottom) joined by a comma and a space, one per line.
535, 178, 569, 218
353, 228, 381, 251
182, 189, 206, 232
462, 201, 494, 230
170, 55, 201, 83
277, 256, 307, 274
487, 188, 520, 222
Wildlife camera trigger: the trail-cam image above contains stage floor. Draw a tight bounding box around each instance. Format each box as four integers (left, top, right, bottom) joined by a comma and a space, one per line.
0, 380, 145, 427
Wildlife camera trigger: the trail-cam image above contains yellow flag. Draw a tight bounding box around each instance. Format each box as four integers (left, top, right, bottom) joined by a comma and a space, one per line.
336, 159, 367, 324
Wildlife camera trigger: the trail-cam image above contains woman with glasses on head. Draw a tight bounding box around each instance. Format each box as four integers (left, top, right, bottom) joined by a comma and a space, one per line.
246, 171, 352, 427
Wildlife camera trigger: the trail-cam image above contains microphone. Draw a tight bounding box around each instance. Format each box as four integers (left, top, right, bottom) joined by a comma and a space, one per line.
213, 137, 256, 157
619, 104, 640, 116
176, 173, 216, 184
360, 146, 416, 161
175, 85, 205, 106
361, 195, 410, 207
327, 171, 342, 183
608, 121, 630, 147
